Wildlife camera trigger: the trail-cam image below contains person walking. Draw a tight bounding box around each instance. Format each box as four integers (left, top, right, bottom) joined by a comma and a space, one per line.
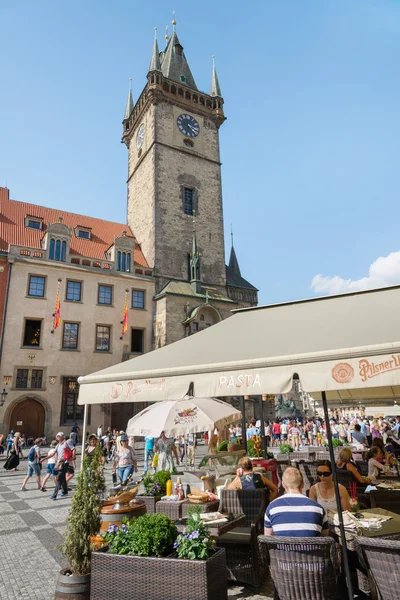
155, 431, 180, 472
143, 435, 156, 474
21, 438, 42, 491
47, 432, 75, 500
186, 433, 196, 467
6, 430, 14, 458
3, 432, 21, 471
39, 440, 57, 492
114, 434, 137, 484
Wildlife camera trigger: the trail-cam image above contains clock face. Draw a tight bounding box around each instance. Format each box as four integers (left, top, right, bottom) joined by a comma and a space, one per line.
136, 123, 145, 149
177, 114, 200, 138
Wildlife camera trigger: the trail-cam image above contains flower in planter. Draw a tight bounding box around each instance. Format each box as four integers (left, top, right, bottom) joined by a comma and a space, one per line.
174, 507, 215, 560
102, 513, 177, 557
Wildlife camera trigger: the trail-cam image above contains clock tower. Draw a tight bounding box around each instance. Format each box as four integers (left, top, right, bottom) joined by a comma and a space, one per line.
122, 23, 257, 347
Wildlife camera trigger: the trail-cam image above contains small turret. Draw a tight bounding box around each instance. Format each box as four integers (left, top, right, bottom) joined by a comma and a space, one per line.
123, 79, 133, 121
210, 55, 222, 97
149, 27, 161, 72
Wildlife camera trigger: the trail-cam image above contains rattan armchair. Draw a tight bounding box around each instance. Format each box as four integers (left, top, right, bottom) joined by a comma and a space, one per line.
370, 490, 400, 515
258, 535, 339, 600
216, 488, 268, 587
357, 537, 400, 600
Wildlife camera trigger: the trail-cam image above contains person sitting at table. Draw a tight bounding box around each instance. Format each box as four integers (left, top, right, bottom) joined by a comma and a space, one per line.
336, 447, 370, 485
228, 457, 278, 500
371, 437, 394, 465
367, 447, 386, 483
351, 424, 368, 447
309, 460, 351, 513
264, 467, 329, 537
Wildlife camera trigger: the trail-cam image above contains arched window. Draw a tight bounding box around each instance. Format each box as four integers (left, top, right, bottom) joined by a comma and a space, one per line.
126, 253, 131, 272
55, 240, 61, 261
121, 252, 126, 272
61, 241, 66, 262
117, 251, 121, 271
49, 239, 55, 260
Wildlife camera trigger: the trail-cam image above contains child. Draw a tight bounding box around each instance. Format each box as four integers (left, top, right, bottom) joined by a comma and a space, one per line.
367, 447, 385, 483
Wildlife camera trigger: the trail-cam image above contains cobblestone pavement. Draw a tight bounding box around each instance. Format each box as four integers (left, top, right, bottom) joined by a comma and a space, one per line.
0, 443, 274, 600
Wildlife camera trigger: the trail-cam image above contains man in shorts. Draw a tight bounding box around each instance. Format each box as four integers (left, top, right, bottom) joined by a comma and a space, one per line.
47, 432, 75, 500
21, 438, 42, 490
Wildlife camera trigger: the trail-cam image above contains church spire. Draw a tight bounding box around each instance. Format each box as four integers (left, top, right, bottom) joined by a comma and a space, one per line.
229, 227, 241, 276
149, 27, 161, 72
160, 16, 198, 90
190, 218, 201, 293
210, 55, 222, 97
123, 79, 133, 121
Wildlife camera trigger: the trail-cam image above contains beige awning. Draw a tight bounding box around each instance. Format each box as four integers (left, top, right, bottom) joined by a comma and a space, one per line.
78, 285, 400, 405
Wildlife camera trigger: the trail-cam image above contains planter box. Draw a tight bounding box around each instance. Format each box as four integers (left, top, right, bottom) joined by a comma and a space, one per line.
91, 548, 227, 600
136, 495, 162, 513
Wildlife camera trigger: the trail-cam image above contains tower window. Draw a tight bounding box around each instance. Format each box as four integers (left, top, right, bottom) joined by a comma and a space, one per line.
49, 239, 67, 262
180, 74, 186, 82
116, 251, 131, 272
184, 188, 194, 215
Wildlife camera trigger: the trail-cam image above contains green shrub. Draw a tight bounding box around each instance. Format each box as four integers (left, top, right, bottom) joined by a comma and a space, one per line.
323, 438, 343, 448
279, 443, 293, 454
152, 470, 171, 494
174, 506, 215, 560
107, 513, 177, 557
61, 444, 105, 575
217, 440, 228, 452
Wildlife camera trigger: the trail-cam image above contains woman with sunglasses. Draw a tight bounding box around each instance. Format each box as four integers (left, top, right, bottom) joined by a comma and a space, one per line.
309, 460, 351, 512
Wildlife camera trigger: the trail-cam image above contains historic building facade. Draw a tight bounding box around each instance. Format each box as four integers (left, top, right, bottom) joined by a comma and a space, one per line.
0, 23, 258, 437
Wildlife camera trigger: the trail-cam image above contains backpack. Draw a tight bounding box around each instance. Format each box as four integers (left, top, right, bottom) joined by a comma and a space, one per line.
63, 443, 74, 462
28, 446, 36, 462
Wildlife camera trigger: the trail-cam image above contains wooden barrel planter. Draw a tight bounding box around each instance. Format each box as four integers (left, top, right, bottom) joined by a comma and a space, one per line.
99, 501, 146, 532
54, 568, 90, 600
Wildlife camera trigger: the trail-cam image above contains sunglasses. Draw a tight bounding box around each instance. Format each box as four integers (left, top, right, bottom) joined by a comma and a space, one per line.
317, 471, 332, 477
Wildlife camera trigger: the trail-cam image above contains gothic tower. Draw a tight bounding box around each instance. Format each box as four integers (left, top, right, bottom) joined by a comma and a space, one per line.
122, 24, 226, 295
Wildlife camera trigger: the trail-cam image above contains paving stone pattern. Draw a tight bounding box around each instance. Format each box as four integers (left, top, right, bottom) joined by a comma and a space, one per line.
0, 443, 274, 600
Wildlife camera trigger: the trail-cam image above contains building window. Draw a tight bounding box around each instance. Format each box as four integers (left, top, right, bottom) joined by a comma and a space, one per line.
96, 325, 111, 352
61, 377, 83, 424
27, 219, 42, 230
49, 239, 67, 262
184, 188, 194, 215
117, 251, 132, 272
28, 275, 46, 298
23, 319, 42, 347
98, 284, 113, 305
132, 290, 145, 309
62, 322, 79, 350
15, 368, 44, 389
76, 229, 91, 239
66, 280, 82, 302
131, 329, 144, 353
16, 369, 29, 388
31, 369, 43, 389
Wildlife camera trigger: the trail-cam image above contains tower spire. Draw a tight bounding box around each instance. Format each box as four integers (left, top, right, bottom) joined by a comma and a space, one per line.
228, 226, 241, 276
160, 22, 198, 90
210, 55, 222, 97
149, 27, 161, 72
123, 78, 133, 121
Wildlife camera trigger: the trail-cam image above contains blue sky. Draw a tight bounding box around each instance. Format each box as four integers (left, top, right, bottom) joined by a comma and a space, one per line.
1, 0, 400, 305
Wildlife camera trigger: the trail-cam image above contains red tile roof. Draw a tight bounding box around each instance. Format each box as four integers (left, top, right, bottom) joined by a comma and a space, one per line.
0, 187, 149, 268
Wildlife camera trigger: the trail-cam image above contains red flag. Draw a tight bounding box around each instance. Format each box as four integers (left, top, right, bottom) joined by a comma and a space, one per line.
52, 279, 61, 333
122, 291, 128, 336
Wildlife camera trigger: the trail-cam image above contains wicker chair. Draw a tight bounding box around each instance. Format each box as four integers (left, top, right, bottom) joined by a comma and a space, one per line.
295, 461, 319, 489
258, 536, 339, 600
357, 537, 400, 600
277, 463, 291, 496
216, 488, 268, 587
354, 459, 369, 476
290, 450, 315, 463
370, 490, 400, 515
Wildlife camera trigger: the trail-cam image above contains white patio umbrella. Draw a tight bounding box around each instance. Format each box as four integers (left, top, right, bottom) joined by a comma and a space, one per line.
126, 396, 241, 437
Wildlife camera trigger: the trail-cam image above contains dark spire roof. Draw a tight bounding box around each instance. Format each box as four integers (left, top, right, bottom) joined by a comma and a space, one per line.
123, 82, 133, 121
228, 245, 241, 276
160, 30, 198, 90
149, 30, 161, 72
210, 56, 222, 97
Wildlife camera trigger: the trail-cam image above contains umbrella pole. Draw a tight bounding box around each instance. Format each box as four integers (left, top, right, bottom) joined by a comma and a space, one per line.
258, 396, 267, 458
80, 403, 88, 472
240, 396, 247, 452
321, 391, 354, 600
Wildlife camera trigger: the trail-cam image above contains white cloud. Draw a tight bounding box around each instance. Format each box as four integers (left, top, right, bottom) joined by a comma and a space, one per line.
311, 251, 400, 295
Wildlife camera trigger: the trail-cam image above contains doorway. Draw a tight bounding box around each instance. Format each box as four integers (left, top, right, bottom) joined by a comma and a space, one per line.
9, 398, 45, 438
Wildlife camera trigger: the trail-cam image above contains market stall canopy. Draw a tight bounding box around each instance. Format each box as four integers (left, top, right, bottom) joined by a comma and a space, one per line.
78, 285, 400, 405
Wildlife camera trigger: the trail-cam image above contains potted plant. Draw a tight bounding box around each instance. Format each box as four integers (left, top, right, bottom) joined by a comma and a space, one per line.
55, 444, 105, 600
279, 443, 293, 454
91, 509, 227, 600
136, 469, 171, 512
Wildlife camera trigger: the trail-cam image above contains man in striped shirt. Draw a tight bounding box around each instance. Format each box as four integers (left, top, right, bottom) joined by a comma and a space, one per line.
264, 467, 329, 537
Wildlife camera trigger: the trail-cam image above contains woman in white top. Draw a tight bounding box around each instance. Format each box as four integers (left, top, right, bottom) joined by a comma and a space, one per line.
367, 447, 385, 483
309, 460, 351, 512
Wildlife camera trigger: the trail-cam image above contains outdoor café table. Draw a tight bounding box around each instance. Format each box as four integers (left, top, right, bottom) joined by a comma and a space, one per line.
175, 513, 246, 538
181, 499, 219, 517
156, 499, 188, 520
356, 508, 400, 539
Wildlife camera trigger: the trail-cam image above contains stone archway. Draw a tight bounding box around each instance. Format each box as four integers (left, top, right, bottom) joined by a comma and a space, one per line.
6, 396, 49, 438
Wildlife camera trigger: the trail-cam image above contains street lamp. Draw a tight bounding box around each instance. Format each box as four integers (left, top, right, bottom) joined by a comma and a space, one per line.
0, 388, 8, 406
